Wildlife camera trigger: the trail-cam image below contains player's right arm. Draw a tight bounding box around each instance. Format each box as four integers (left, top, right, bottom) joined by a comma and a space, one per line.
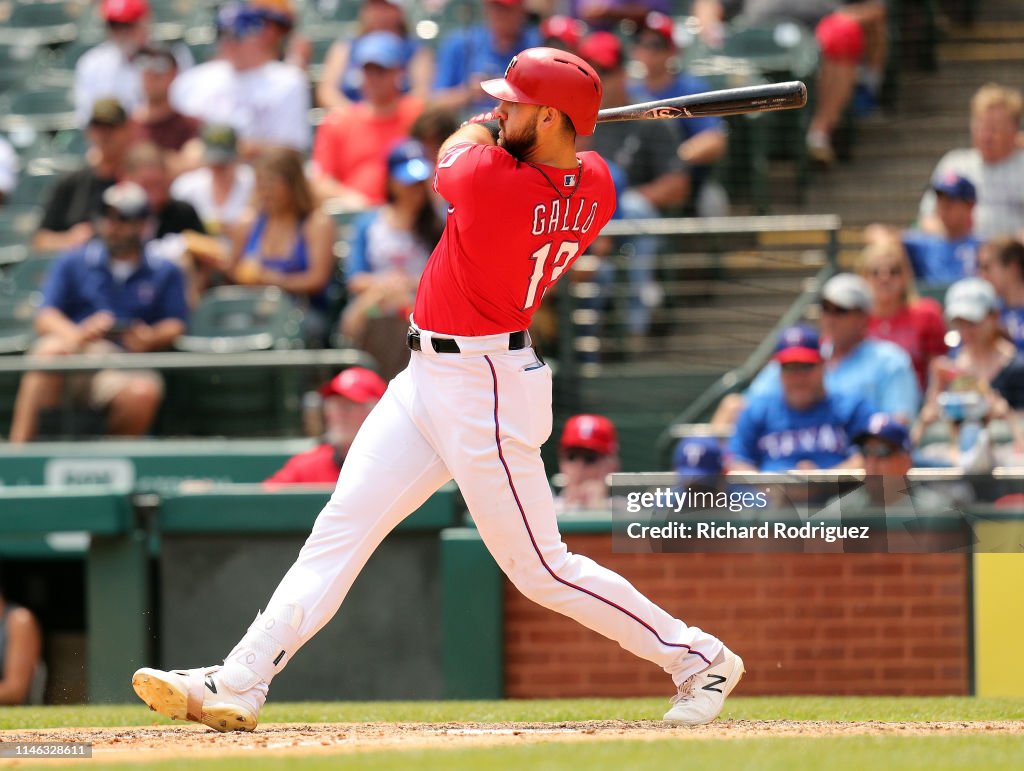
436, 123, 496, 161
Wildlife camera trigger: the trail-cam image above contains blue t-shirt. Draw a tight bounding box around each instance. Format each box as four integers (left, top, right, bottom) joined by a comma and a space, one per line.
730, 390, 875, 471
902, 229, 981, 283
40, 240, 188, 327
433, 24, 541, 115
747, 338, 920, 418
1001, 305, 1024, 351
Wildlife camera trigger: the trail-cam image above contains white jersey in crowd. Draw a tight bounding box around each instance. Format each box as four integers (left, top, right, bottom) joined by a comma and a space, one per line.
363, 215, 431, 279
74, 41, 193, 127
919, 147, 1024, 240
170, 60, 311, 152
170, 164, 256, 237
0, 136, 16, 197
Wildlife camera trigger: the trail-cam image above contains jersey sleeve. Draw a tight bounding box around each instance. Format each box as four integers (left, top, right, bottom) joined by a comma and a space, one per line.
434, 142, 507, 209
156, 263, 190, 323
39, 253, 73, 311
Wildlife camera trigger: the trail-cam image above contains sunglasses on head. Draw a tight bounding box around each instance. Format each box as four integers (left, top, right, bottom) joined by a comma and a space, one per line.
104, 209, 147, 223
860, 443, 898, 458
563, 448, 604, 465
870, 266, 902, 278
107, 20, 140, 31
780, 361, 817, 373
821, 301, 854, 315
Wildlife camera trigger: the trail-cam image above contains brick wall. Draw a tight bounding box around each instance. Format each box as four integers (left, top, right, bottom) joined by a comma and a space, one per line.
503, 535, 970, 698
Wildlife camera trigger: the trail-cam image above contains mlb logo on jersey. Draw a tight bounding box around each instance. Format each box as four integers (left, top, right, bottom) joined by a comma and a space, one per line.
563, 174, 577, 186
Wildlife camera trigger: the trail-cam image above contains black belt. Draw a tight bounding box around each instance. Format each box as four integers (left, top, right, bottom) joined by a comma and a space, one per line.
407, 328, 529, 354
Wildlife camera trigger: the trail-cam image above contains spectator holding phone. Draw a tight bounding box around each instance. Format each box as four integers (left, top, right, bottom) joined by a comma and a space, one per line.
9, 182, 188, 443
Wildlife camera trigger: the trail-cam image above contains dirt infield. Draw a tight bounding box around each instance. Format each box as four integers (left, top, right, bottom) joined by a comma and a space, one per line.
3, 720, 1023, 762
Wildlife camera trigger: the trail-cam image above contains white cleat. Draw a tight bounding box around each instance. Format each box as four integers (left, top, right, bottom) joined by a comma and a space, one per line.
132, 665, 262, 733
663, 646, 745, 726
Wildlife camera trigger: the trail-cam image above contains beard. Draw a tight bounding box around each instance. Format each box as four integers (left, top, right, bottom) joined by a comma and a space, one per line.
499, 119, 538, 161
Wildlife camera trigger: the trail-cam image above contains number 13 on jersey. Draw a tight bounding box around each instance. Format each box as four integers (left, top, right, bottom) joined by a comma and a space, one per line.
523, 240, 580, 310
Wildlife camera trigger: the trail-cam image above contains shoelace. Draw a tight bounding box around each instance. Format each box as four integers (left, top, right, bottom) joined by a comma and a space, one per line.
668, 674, 698, 706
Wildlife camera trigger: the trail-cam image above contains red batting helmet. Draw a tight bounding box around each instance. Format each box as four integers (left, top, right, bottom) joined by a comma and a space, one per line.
480, 47, 603, 136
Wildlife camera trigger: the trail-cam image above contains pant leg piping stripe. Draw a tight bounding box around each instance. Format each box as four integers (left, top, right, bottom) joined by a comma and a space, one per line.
483, 355, 710, 666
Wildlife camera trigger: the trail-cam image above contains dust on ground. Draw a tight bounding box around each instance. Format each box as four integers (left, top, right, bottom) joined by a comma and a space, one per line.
2, 720, 1021, 763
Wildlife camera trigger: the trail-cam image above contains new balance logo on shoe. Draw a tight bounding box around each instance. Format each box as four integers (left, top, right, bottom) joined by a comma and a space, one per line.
702, 674, 727, 694
205, 676, 218, 694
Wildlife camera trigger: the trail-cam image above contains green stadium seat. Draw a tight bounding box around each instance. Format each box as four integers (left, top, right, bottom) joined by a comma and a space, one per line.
174, 285, 305, 353
0, 2, 84, 47
0, 46, 37, 95
7, 172, 57, 209
0, 88, 78, 134
0, 252, 57, 296
0, 291, 38, 354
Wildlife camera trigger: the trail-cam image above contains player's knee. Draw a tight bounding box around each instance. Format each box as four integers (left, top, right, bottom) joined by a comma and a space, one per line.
504, 544, 571, 603
815, 13, 866, 62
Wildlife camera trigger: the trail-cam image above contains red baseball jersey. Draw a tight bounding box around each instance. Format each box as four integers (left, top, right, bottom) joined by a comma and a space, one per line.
413, 142, 616, 335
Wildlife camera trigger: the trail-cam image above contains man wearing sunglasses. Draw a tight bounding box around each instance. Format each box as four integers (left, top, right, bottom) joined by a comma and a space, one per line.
553, 414, 621, 515
727, 274, 920, 427
730, 325, 872, 472
9, 182, 188, 443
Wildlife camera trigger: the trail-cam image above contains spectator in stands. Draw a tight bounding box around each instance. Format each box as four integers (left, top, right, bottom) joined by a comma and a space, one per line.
919, 84, 1024, 240
729, 325, 872, 472
673, 435, 725, 486
231, 148, 336, 345
629, 12, 729, 215
33, 99, 133, 253
0, 587, 42, 705
0, 136, 15, 207
124, 142, 206, 242
341, 140, 442, 379
716, 273, 920, 428
265, 367, 387, 484
553, 414, 620, 516
315, 0, 433, 110
693, 0, 888, 165
130, 45, 200, 172
432, 0, 540, 117
539, 14, 585, 53
982, 237, 1024, 350
170, 125, 256, 241
247, 0, 311, 68
898, 172, 981, 282
571, 0, 671, 30
859, 239, 947, 389
9, 183, 188, 444
312, 32, 424, 208
74, 0, 151, 126
170, 2, 311, 155
409, 105, 460, 163
914, 278, 1024, 468
578, 31, 688, 337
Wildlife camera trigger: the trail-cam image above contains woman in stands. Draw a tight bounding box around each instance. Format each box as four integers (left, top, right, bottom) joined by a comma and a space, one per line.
0, 585, 42, 705
230, 148, 336, 346
860, 238, 947, 390
339, 139, 441, 379
315, 0, 433, 110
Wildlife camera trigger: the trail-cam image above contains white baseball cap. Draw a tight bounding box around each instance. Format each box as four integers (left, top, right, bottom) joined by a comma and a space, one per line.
944, 277, 998, 323
821, 272, 873, 312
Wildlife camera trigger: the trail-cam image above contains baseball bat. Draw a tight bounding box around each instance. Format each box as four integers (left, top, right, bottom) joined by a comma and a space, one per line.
596, 80, 807, 122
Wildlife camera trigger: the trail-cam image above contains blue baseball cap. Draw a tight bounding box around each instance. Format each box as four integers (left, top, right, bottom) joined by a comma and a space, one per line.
854, 412, 911, 453
773, 325, 822, 365
387, 139, 433, 185
216, 2, 267, 37
352, 31, 406, 70
673, 437, 723, 479
931, 171, 976, 203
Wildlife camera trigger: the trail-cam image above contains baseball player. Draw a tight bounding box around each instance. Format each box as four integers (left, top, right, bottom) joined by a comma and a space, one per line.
132, 47, 743, 730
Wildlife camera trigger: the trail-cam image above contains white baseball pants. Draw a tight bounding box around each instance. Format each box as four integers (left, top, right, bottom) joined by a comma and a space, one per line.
255, 330, 723, 687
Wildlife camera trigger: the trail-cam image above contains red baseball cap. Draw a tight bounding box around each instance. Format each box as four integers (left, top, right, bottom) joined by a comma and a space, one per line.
641, 12, 676, 47
318, 367, 387, 403
579, 31, 623, 72
560, 414, 618, 455
487, 0, 524, 5
773, 325, 823, 365
102, 0, 149, 23
541, 15, 584, 50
